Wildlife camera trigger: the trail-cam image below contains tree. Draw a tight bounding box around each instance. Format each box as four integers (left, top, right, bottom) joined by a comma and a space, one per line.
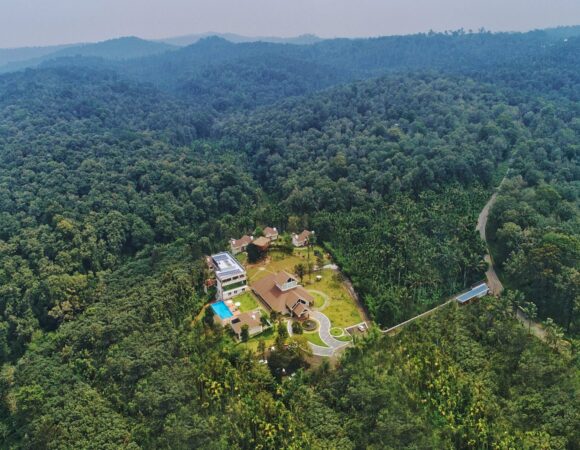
315, 251, 324, 271
504, 289, 525, 317
522, 301, 538, 334
247, 243, 266, 263
291, 321, 303, 335
294, 264, 306, 284
240, 324, 249, 342
542, 318, 563, 351
203, 306, 215, 327
257, 340, 266, 360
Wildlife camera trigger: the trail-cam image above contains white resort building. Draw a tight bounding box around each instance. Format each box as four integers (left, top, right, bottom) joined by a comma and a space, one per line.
209, 252, 248, 300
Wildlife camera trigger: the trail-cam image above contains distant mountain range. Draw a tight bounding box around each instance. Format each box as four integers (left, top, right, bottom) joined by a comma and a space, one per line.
1, 26, 579, 75
0, 33, 322, 74
0, 37, 175, 73
157, 32, 322, 46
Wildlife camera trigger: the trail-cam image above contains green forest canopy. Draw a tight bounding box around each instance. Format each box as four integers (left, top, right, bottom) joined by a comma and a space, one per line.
0, 28, 577, 448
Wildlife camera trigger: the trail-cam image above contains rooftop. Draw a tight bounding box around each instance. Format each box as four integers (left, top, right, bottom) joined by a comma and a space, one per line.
252, 272, 313, 314
231, 235, 252, 248
230, 311, 262, 336
211, 252, 246, 280
252, 236, 271, 248
456, 283, 489, 304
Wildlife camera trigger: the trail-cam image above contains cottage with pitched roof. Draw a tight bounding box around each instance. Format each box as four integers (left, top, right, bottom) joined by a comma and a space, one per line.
292, 230, 313, 247
263, 226, 279, 241
230, 235, 253, 254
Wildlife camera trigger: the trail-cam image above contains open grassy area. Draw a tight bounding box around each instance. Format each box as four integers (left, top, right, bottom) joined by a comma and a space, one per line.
310, 292, 325, 308
246, 250, 307, 282
235, 291, 260, 313
303, 331, 328, 347
245, 246, 330, 282
303, 269, 363, 328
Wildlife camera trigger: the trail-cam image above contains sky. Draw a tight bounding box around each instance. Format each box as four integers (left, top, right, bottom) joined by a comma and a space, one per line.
1, 0, 579, 48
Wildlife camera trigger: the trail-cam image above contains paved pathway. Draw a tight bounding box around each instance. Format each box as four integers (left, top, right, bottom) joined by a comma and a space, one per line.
287, 317, 335, 357
309, 311, 350, 355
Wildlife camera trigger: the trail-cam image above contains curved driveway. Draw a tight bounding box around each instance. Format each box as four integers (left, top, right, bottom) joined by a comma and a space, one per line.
309, 311, 350, 355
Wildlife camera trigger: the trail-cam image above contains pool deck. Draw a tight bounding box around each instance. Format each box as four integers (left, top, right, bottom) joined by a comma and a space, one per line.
211, 299, 241, 325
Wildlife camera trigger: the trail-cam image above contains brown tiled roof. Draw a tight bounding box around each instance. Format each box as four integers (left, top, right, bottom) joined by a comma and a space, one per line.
264, 227, 278, 236
292, 302, 309, 317
252, 236, 271, 248
230, 311, 262, 335
251, 273, 313, 314
274, 271, 296, 286
296, 230, 311, 242
232, 235, 252, 248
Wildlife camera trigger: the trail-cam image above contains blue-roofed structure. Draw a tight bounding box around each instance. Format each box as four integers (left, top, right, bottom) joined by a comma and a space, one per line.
456, 283, 489, 304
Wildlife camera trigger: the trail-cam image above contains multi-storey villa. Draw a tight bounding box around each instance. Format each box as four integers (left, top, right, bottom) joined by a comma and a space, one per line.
210, 252, 248, 300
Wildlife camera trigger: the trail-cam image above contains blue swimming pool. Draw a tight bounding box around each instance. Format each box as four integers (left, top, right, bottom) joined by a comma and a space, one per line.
211, 301, 233, 320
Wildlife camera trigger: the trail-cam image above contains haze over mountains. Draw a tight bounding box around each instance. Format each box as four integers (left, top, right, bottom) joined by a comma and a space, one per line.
2, 25, 579, 75
0, 33, 322, 73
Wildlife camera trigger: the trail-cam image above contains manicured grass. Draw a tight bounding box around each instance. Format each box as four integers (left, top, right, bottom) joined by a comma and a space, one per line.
303, 331, 328, 347
310, 292, 325, 308
303, 269, 363, 328
336, 335, 353, 342
235, 292, 260, 313
330, 327, 344, 337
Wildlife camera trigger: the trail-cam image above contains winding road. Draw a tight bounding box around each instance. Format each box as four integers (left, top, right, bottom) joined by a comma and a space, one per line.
476, 191, 504, 296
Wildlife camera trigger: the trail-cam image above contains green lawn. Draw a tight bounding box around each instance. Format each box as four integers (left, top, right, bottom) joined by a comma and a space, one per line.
304, 269, 363, 328
303, 331, 328, 347
235, 291, 260, 313
330, 327, 344, 337
246, 250, 308, 282
310, 292, 325, 308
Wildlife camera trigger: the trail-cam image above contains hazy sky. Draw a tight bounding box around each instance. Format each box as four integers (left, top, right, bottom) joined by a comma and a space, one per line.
1, 0, 580, 48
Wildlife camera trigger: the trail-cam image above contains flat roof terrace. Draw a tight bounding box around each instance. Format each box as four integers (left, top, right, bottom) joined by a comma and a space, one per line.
211, 252, 246, 281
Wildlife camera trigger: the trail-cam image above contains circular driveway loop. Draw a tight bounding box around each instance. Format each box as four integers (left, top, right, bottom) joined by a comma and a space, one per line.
309, 311, 350, 356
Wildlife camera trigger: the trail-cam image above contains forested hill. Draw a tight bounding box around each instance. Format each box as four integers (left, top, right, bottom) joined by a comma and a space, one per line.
0, 26, 577, 449
37, 28, 580, 113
